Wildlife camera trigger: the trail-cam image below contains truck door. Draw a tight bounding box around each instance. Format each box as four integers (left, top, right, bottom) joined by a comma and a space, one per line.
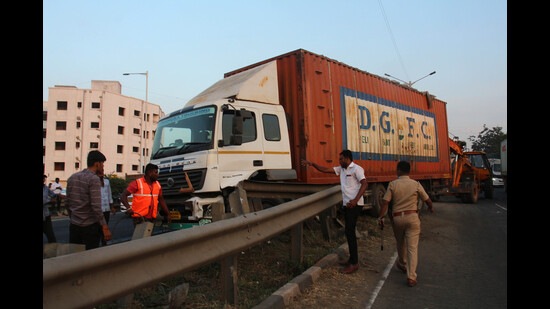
258, 111, 292, 171
217, 107, 265, 189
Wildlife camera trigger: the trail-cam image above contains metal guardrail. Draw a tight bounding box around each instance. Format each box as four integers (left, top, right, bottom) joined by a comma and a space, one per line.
43, 185, 342, 309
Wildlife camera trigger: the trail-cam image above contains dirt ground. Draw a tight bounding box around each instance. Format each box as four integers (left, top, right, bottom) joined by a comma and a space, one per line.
285, 217, 398, 308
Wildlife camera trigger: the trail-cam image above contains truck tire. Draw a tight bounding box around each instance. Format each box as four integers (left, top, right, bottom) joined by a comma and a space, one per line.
461, 183, 479, 204
484, 180, 494, 199
370, 184, 386, 217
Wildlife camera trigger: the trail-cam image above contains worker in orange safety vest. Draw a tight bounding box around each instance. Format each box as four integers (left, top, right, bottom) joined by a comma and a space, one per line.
120, 163, 172, 226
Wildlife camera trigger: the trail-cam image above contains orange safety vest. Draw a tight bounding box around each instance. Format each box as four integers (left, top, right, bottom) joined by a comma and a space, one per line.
131, 178, 161, 219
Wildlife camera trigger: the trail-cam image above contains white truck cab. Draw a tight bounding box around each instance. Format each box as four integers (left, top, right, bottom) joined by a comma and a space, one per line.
149, 61, 293, 223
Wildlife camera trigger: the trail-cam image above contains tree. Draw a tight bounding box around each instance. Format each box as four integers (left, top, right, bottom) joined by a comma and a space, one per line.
468, 125, 507, 158
106, 173, 132, 201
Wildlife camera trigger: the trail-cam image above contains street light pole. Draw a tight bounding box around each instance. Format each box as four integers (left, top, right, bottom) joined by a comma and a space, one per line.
384, 71, 436, 87
123, 71, 149, 174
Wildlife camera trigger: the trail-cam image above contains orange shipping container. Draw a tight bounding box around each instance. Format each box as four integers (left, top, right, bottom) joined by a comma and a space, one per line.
224, 49, 452, 185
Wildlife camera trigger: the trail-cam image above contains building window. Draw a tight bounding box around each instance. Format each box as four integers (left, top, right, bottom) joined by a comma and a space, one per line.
118, 126, 124, 134
54, 162, 65, 171
75, 162, 80, 169
116, 164, 123, 173
76, 142, 80, 149
133, 128, 140, 135
134, 110, 140, 117
55, 142, 66, 150
132, 146, 139, 153
119, 107, 125, 116
43, 129, 47, 138
57, 101, 68, 110
43, 111, 47, 121
90, 142, 99, 149
43, 146, 46, 156
132, 165, 139, 171
78, 102, 82, 108
117, 145, 124, 153
91, 102, 100, 109
91, 122, 100, 129
56, 121, 67, 130
76, 121, 81, 128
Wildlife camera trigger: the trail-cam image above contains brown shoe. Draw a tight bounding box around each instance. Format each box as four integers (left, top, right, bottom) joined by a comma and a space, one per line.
341, 263, 359, 274
407, 278, 417, 287
396, 263, 407, 273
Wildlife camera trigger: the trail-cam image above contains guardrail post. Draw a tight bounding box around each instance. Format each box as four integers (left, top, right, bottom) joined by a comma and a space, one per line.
319, 208, 333, 241
220, 255, 238, 305
290, 223, 303, 264
117, 221, 155, 307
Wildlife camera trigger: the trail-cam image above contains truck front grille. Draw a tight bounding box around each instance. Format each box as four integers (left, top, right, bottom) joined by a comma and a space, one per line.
157, 168, 206, 196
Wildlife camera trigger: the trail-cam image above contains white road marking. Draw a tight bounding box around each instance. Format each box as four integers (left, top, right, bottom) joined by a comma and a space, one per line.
364, 251, 398, 309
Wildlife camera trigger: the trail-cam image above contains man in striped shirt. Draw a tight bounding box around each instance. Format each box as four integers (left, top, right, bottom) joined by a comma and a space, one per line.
66, 150, 112, 250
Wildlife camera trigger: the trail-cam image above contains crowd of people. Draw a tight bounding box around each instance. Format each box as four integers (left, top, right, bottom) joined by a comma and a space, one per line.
43, 151, 171, 250
44, 149, 434, 287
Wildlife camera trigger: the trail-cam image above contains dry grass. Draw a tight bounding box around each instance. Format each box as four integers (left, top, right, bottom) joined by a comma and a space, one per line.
97, 211, 378, 308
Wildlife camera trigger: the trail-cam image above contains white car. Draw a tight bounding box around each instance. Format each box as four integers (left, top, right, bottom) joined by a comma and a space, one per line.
119, 194, 133, 212
489, 159, 504, 187
492, 176, 504, 187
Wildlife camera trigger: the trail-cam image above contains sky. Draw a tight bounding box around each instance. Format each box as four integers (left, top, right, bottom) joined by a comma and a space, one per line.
43, 0, 506, 148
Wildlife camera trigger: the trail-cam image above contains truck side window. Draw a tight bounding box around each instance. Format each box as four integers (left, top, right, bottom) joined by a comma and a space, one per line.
242, 113, 257, 142
262, 114, 281, 141
222, 111, 257, 145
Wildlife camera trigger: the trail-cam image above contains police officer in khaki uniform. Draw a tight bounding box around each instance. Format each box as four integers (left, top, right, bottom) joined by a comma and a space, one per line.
378, 161, 433, 287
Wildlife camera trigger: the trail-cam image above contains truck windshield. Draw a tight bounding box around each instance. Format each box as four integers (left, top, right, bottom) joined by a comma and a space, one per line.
151, 106, 216, 159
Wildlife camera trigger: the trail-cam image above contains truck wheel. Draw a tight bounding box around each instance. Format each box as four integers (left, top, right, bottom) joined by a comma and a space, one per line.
484, 180, 494, 199
370, 184, 386, 217
467, 184, 479, 203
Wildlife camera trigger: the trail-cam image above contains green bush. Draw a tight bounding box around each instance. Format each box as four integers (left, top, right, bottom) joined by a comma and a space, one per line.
107, 174, 132, 200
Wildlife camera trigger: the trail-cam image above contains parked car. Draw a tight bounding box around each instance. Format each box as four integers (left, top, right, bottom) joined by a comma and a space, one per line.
488, 159, 504, 187
118, 194, 133, 212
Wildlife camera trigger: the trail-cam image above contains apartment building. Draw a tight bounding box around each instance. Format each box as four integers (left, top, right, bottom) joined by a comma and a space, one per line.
43, 80, 165, 185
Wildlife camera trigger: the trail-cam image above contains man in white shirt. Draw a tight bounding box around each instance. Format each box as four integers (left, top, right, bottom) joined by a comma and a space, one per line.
50, 178, 63, 215
99, 175, 115, 246
301, 149, 368, 274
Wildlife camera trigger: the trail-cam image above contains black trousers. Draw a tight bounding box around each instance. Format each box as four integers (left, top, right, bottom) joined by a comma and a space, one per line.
69, 222, 101, 250
43, 216, 57, 243
54, 194, 62, 210
343, 205, 362, 265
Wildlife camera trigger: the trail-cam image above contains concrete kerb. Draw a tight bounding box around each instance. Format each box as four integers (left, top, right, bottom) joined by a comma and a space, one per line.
252, 243, 349, 309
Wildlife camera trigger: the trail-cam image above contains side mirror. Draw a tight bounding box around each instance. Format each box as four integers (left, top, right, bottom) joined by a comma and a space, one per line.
230, 135, 242, 145
232, 115, 243, 135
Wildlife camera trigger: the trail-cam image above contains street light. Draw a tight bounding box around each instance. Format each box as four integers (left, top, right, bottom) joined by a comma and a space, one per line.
123, 71, 148, 174
384, 71, 436, 87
